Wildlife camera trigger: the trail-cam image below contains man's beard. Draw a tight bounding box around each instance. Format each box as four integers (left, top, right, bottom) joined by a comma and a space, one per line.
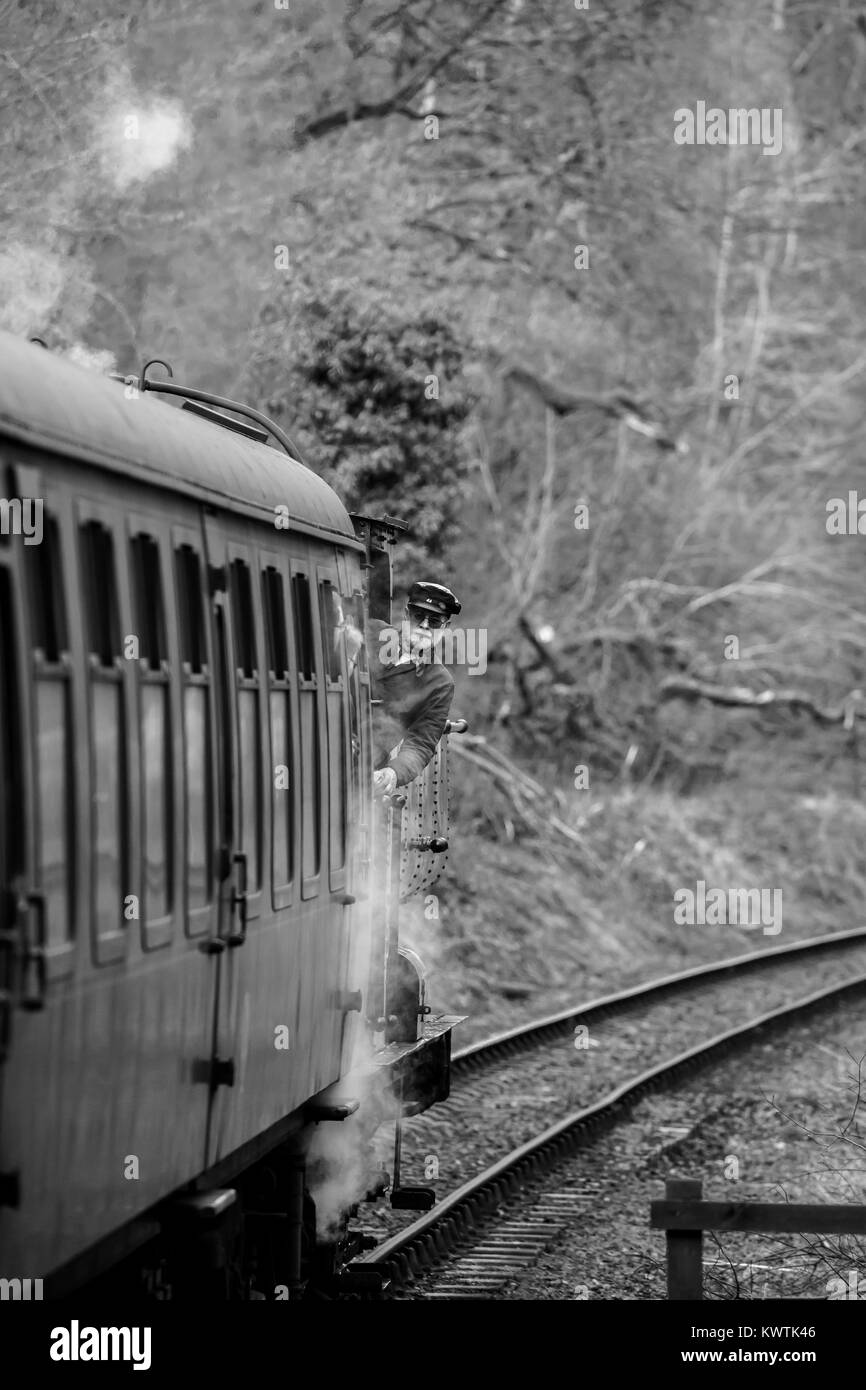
407, 631, 437, 664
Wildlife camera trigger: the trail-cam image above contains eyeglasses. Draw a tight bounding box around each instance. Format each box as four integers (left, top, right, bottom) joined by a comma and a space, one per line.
407, 605, 447, 629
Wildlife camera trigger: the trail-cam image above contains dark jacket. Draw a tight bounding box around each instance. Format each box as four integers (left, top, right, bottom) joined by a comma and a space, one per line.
368, 618, 455, 786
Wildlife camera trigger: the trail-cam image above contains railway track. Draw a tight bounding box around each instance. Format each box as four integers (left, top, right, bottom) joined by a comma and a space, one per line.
356, 929, 866, 1298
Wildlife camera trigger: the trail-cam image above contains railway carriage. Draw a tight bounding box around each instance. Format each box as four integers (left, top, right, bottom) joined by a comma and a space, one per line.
0, 331, 461, 1298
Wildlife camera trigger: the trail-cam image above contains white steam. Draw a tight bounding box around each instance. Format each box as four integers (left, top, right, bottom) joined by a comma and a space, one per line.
0, 246, 65, 336
306, 819, 400, 1240
1, 65, 193, 344
306, 1074, 383, 1241
90, 65, 191, 193
102, 101, 193, 192
60, 342, 118, 374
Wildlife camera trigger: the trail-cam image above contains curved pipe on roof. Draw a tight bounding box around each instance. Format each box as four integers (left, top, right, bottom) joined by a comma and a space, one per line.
0, 330, 355, 545
141, 375, 309, 469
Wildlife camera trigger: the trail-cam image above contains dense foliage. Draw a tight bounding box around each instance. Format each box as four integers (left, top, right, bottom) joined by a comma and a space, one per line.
2, 0, 864, 793
249, 279, 476, 575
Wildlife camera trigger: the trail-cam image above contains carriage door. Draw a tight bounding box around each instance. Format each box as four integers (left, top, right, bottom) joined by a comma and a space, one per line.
203, 515, 263, 942
202, 514, 274, 1162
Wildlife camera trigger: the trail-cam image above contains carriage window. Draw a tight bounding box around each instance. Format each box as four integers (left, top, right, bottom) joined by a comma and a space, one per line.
319, 579, 346, 876
131, 534, 166, 668
263, 566, 293, 894
175, 544, 211, 912
80, 520, 125, 949
23, 516, 74, 951
292, 571, 319, 886
26, 513, 67, 662
344, 593, 369, 830
344, 594, 366, 677
263, 566, 289, 679
230, 559, 256, 678
0, 568, 23, 938
131, 533, 171, 924
319, 580, 344, 684
176, 545, 206, 674
81, 520, 120, 667
230, 559, 261, 893
292, 572, 314, 681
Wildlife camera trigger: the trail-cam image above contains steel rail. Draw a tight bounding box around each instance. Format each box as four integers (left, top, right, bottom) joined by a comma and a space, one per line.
452, 927, 866, 1076
361, 969, 866, 1293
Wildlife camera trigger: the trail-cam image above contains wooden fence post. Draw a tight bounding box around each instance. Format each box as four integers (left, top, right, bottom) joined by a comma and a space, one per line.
652, 1181, 866, 1298
665, 1177, 703, 1300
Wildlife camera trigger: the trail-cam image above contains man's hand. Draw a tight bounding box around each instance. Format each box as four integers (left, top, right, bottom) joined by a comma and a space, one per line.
373, 767, 398, 796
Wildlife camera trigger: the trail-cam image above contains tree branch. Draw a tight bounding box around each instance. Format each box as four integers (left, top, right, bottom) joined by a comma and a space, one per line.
450, 737, 604, 869
501, 361, 681, 450
293, 0, 504, 143
658, 677, 865, 728
407, 218, 538, 276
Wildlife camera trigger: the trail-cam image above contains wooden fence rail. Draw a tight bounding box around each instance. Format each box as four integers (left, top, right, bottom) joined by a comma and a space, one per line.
650, 1177, 866, 1299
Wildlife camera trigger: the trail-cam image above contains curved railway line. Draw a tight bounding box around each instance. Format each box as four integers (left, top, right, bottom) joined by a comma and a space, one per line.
357, 928, 866, 1298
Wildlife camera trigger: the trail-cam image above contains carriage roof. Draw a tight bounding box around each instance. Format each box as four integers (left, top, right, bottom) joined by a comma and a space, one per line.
0, 331, 358, 547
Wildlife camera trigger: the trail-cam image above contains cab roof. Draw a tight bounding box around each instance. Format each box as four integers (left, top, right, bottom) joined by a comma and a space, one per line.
0, 331, 359, 547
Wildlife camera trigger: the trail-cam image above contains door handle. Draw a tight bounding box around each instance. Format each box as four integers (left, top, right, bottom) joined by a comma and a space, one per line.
226, 852, 248, 947
20, 890, 46, 1011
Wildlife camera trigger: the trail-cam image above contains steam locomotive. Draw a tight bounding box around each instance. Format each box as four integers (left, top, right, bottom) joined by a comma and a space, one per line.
0, 331, 462, 1299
